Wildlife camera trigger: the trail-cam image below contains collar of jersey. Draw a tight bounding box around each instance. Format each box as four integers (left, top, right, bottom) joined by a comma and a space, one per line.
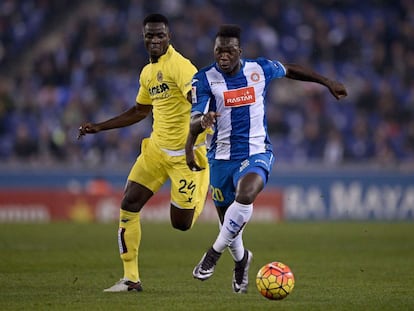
150, 45, 173, 64
214, 59, 244, 76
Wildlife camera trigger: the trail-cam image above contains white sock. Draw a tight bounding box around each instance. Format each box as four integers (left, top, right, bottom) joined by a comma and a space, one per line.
212, 201, 253, 253
217, 220, 245, 261
228, 234, 245, 262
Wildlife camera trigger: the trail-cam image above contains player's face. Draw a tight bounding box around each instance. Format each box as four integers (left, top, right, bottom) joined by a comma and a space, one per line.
143, 22, 170, 62
214, 37, 241, 75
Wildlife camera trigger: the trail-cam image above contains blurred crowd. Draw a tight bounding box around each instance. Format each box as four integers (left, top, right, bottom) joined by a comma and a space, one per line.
0, 0, 413, 169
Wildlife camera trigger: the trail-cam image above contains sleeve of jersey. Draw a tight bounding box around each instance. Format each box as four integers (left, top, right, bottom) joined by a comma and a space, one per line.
191, 73, 211, 116
260, 58, 287, 80
136, 73, 152, 105
176, 60, 198, 97
271, 60, 287, 78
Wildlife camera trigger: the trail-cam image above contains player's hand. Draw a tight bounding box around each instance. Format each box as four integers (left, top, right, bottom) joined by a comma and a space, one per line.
328, 81, 348, 100
186, 152, 205, 172
187, 160, 205, 172
77, 123, 99, 140
201, 112, 220, 129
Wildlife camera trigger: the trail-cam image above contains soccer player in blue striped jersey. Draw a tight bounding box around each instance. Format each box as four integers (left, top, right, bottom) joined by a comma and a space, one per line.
185, 24, 347, 294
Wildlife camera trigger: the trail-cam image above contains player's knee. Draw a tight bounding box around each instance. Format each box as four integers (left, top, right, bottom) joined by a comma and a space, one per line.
170, 205, 194, 231
121, 197, 141, 213
235, 186, 260, 204
235, 193, 255, 205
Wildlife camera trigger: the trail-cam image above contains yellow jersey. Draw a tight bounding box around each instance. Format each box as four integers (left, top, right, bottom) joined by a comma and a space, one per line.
136, 45, 206, 150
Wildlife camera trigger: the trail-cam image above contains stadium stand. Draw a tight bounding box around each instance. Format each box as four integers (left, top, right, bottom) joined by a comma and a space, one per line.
0, 0, 413, 170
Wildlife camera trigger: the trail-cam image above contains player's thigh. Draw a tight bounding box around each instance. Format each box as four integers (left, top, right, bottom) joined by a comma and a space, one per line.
170, 147, 209, 229
233, 152, 275, 187
209, 159, 239, 208
168, 156, 206, 209
128, 138, 168, 194
193, 146, 209, 202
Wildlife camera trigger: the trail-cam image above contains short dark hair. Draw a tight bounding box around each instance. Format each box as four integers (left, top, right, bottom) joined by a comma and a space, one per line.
216, 24, 241, 43
143, 13, 169, 27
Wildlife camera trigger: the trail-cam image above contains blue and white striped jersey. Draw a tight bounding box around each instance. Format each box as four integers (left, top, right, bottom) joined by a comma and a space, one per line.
191, 57, 286, 160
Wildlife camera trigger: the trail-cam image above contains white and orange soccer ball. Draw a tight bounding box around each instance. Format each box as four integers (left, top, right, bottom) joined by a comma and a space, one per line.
256, 261, 295, 300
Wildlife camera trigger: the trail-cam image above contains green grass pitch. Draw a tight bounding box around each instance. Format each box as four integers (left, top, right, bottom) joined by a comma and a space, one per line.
1, 221, 413, 310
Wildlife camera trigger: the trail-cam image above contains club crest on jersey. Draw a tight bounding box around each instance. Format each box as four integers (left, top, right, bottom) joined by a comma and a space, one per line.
250, 72, 260, 82
157, 70, 163, 82
223, 86, 256, 107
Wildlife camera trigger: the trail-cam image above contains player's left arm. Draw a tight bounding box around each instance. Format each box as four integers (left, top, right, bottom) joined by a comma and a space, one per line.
283, 63, 348, 100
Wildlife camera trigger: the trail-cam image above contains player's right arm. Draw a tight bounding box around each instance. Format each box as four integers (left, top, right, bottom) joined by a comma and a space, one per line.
78, 103, 152, 139
185, 111, 219, 171
185, 71, 219, 171
185, 113, 205, 171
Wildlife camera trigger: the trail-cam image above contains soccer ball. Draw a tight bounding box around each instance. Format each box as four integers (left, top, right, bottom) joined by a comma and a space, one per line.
256, 261, 295, 300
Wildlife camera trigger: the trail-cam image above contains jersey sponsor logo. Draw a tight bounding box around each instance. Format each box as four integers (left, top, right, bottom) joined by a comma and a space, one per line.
223, 86, 256, 107
149, 83, 169, 96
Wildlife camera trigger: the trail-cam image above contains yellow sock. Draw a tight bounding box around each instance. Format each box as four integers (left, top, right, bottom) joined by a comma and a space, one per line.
118, 210, 141, 282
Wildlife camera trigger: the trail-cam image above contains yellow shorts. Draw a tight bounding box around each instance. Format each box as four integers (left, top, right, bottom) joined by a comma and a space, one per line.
128, 138, 209, 210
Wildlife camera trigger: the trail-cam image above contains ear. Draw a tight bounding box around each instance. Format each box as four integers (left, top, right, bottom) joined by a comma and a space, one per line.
166, 25, 172, 39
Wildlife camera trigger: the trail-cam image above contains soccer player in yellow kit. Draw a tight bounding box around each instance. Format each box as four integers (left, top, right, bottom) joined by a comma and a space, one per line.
78, 13, 209, 292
